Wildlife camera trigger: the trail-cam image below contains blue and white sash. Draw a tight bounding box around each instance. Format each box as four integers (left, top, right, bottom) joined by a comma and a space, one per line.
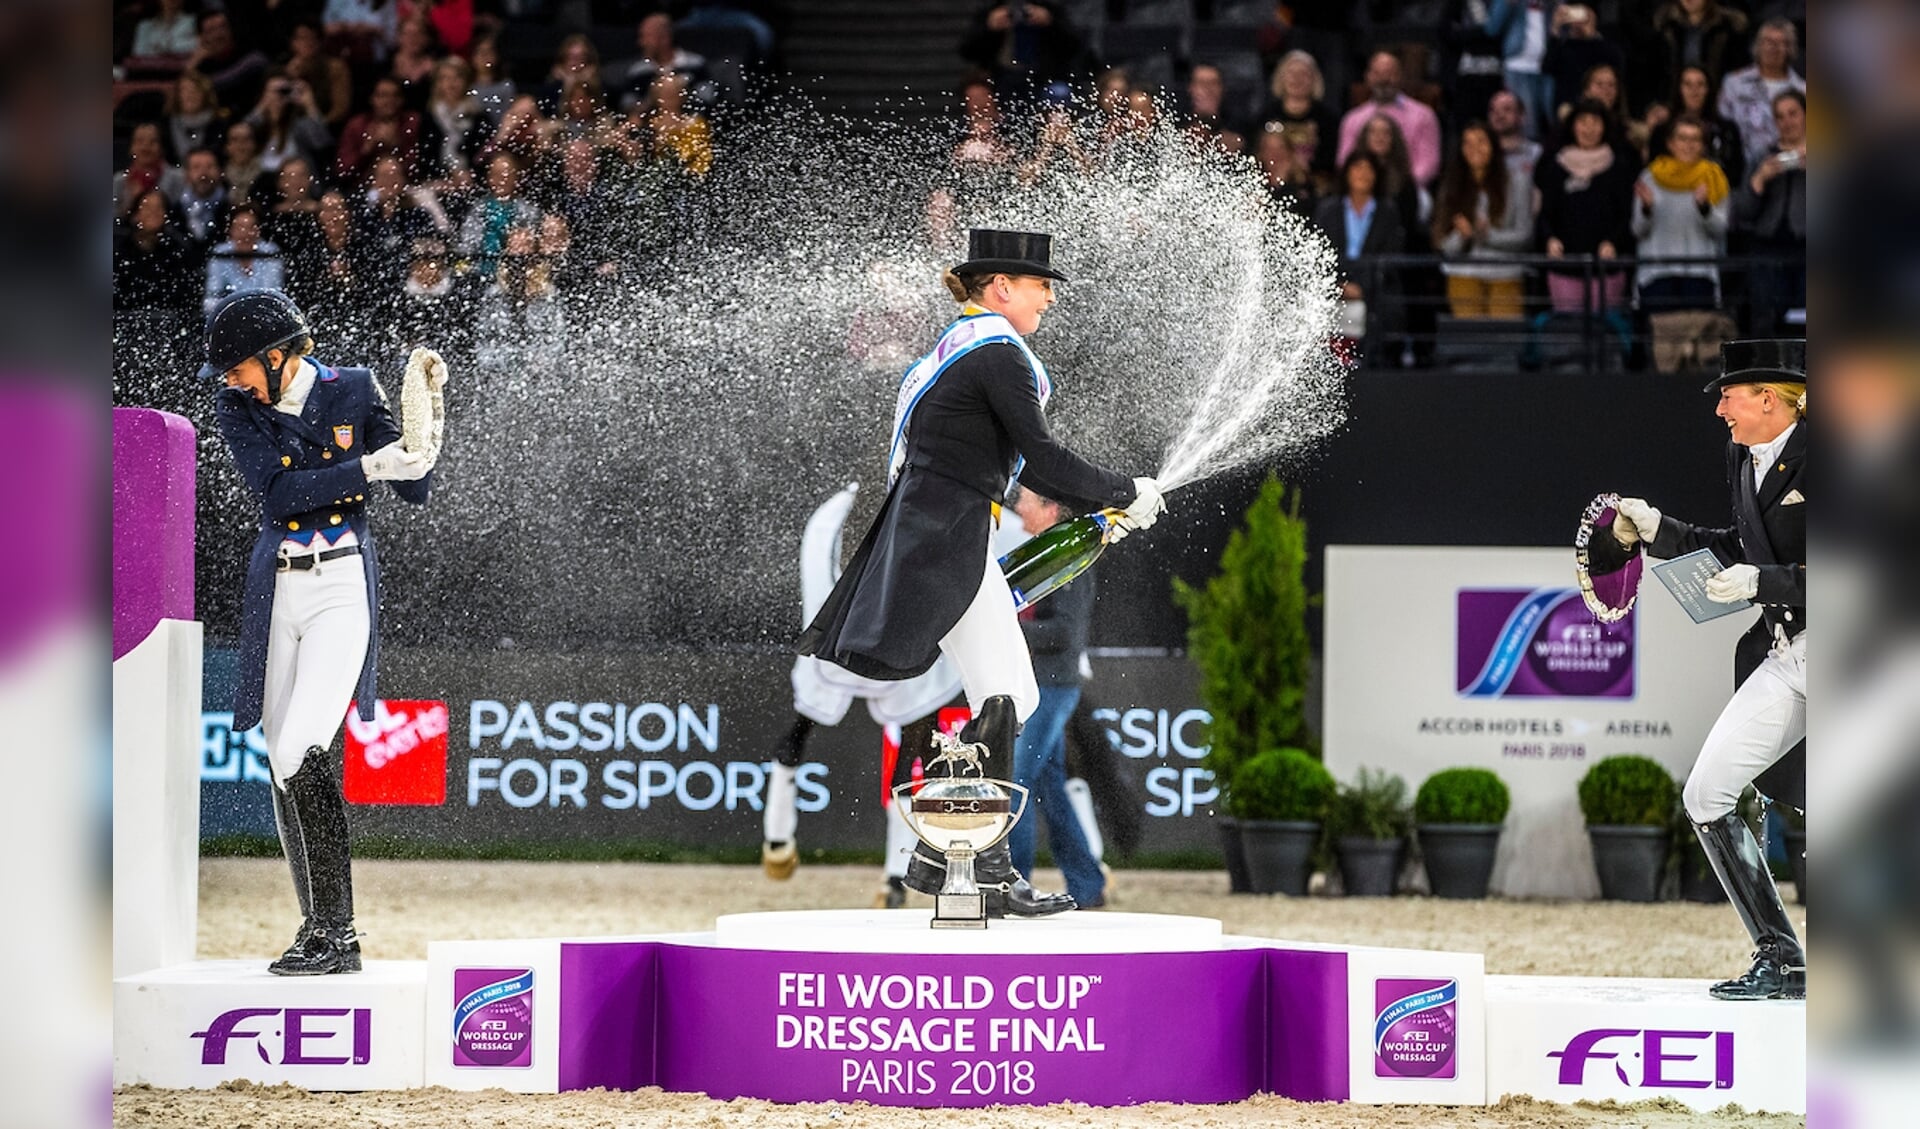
887, 310, 1051, 486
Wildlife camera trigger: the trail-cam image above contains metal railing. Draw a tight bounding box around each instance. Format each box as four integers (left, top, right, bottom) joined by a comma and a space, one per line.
1339, 252, 1806, 374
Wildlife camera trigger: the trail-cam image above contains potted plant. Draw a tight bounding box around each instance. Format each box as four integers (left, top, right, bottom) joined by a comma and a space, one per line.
1231, 748, 1334, 895
1174, 476, 1317, 894
1327, 768, 1412, 896
1415, 767, 1510, 899
1578, 754, 1678, 902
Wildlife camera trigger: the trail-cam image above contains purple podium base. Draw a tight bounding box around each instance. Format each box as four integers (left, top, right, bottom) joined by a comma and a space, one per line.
424, 910, 1487, 1106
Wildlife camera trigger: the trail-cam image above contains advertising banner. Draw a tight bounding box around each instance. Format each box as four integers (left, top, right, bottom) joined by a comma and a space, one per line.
1324, 547, 1751, 898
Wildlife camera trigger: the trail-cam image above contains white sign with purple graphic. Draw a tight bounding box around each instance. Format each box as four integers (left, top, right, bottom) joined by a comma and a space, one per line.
1325, 547, 1750, 898
426, 940, 564, 1092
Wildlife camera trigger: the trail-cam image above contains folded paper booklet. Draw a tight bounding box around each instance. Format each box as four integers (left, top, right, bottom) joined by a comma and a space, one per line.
1651, 548, 1752, 623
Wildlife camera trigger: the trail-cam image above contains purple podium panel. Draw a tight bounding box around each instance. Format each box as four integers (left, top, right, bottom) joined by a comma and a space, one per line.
111, 407, 197, 660
558, 942, 660, 1092
647, 946, 1268, 1106
1, 386, 94, 669
1268, 948, 1352, 1101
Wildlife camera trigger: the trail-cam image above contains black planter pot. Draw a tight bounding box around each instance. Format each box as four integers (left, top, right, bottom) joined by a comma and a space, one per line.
1587, 825, 1671, 902
1417, 823, 1502, 899
1240, 819, 1320, 895
1678, 836, 1728, 903
1784, 827, 1806, 907
1337, 836, 1405, 897
1217, 817, 1252, 894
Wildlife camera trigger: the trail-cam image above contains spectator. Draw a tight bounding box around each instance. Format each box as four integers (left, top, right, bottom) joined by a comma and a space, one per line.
1336, 51, 1442, 190
1631, 113, 1731, 314
422, 56, 487, 185
323, 0, 401, 66
554, 77, 613, 145
204, 205, 285, 314
1550, 63, 1635, 156
389, 15, 442, 104
457, 152, 541, 278
1260, 50, 1339, 177
953, 78, 1013, 172
1089, 67, 1134, 145
554, 137, 633, 277
265, 157, 325, 276
1734, 90, 1807, 334
186, 11, 270, 111
1535, 99, 1636, 313
337, 76, 425, 183
1434, 120, 1533, 318
538, 33, 603, 117
613, 15, 715, 114
1360, 113, 1430, 253
538, 211, 592, 301
1017, 102, 1093, 185
400, 0, 474, 57
1717, 18, 1804, 173
1314, 150, 1405, 343
1487, 87, 1542, 187
1646, 65, 1745, 187
959, 2, 1081, 113
297, 190, 366, 339
113, 189, 196, 312
285, 20, 355, 128
176, 147, 233, 254
361, 154, 448, 305
396, 233, 462, 352
131, 0, 199, 60
483, 94, 553, 169
1544, 4, 1626, 126
1486, 0, 1553, 141
165, 70, 225, 164
247, 73, 333, 174
641, 73, 714, 178
1255, 124, 1317, 218
1183, 63, 1244, 145
116, 122, 188, 215
469, 34, 517, 125
1260, 2, 1353, 107
1442, 0, 1508, 135
223, 119, 266, 205
1649, 0, 1749, 113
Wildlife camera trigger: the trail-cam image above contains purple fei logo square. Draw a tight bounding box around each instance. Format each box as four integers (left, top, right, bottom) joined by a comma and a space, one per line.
1457, 588, 1633, 699
452, 967, 535, 1068
1375, 977, 1457, 1079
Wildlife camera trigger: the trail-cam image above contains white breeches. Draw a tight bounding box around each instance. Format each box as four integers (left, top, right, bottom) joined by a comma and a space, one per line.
790, 653, 962, 728
260, 563, 371, 788
1684, 630, 1807, 822
936, 548, 1040, 725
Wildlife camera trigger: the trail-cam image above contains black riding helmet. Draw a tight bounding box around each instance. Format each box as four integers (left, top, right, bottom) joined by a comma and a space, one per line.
200, 290, 311, 403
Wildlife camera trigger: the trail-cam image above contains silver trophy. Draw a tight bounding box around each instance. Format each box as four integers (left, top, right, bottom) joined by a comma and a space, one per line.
892, 732, 1030, 929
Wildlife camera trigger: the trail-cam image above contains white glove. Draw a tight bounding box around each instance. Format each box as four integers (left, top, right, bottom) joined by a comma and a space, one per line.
1612, 497, 1661, 544
1120, 476, 1166, 531
401, 346, 448, 467
1705, 563, 1760, 604
362, 442, 431, 482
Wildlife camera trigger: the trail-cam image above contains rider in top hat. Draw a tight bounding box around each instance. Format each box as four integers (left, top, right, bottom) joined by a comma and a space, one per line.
1609, 338, 1807, 1000
799, 228, 1165, 916
206, 288, 445, 974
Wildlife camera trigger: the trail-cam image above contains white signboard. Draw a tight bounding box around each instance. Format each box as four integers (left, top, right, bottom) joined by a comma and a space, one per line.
1324, 546, 1751, 897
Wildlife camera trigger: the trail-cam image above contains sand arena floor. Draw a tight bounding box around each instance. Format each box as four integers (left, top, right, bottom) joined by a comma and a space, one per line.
111, 858, 1806, 1128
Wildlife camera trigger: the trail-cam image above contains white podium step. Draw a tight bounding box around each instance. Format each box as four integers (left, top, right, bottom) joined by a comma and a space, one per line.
713, 908, 1223, 953
114, 960, 427, 1090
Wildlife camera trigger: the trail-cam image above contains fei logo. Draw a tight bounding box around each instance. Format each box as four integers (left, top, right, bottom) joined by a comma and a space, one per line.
191, 1007, 371, 1066
344, 699, 449, 805
1375, 978, 1457, 1079
1548, 1028, 1735, 1090
453, 968, 535, 1068
1457, 589, 1634, 699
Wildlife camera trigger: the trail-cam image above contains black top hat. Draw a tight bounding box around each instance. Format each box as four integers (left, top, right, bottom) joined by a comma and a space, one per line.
1702, 339, 1806, 393
954, 228, 1069, 283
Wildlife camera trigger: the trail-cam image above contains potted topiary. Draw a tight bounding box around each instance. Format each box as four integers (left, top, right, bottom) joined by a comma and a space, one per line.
1415, 767, 1510, 899
1578, 754, 1679, 902
1231, 748, 1334, 895
1174, 477, 1318, 894
1327, 768, 1412, 896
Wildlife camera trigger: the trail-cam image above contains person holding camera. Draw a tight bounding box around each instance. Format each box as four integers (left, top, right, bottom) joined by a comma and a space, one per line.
1735, 90, 1806, 336
247, 72, 333, 175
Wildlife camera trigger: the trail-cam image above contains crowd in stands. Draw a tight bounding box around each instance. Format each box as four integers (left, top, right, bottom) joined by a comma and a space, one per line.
112, 0, 1806, 372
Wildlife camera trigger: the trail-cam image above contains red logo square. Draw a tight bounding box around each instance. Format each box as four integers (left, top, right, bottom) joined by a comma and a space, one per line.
343, 699, 449, 805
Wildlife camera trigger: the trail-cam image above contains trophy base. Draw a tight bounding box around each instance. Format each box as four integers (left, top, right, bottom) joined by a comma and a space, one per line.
931, 892, 987, 928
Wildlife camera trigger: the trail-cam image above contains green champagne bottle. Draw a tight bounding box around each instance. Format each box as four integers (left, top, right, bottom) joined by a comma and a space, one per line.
1000, 508, 1125, 612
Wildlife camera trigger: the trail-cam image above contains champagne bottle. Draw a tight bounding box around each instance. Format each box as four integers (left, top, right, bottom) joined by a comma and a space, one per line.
1000, 508, 1125, 613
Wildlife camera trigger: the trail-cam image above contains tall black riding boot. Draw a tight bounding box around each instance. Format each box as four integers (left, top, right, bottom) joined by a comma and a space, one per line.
1695, 811, 1805, 1000
269, 748, 362, 976
269, 779, 313, 948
